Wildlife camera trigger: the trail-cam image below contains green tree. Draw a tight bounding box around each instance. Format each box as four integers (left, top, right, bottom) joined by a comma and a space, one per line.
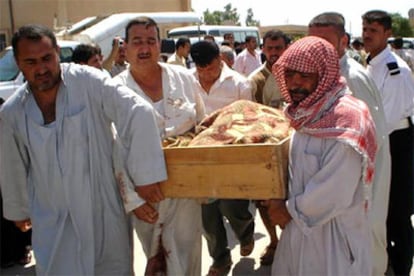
222, 3, 240, 25
391, 13, 414, 37
202, 3, 241, 25
203, 9, 223, 25
245, 8, 260, 26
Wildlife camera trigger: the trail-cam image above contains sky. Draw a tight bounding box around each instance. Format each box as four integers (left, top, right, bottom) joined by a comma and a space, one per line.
191, 0, 414, 37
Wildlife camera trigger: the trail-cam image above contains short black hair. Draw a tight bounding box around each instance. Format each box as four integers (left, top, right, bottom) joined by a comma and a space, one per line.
362, 10, 392, 30
245, 35, 256, 43
352, 38, 364, 47
393, 37, 404, 49
223, 33, 234, 39
262, 30, 291, 46
175, 37, 190, 50
11, 24, 58, 58
308, 12, 346, 36
72, 44, 99, 64
125, 16, 160, 42
190, 40, 220, 67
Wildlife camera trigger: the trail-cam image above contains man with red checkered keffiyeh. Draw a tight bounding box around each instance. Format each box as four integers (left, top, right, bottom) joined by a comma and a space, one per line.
263, 36, 377, 275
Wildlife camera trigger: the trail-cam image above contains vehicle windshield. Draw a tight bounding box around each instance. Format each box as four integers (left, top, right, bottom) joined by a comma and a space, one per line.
0, 48, 19, 82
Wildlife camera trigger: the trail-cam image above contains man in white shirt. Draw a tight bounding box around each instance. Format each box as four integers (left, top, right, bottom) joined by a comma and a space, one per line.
234, 35, 262, 76
114, 17, 205, 276
362, 10, 414, 275
167, 37, 191, 68
190, 40, 254, 276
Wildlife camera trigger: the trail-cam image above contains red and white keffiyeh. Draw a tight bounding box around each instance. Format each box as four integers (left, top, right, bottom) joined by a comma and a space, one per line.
272, 36, 377, 187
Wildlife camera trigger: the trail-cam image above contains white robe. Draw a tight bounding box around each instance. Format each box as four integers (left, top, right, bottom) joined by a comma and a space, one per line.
0, 63, 167, 275
272, 132, 372, 275
340, 55, 391, 275
114, 63, 205, 276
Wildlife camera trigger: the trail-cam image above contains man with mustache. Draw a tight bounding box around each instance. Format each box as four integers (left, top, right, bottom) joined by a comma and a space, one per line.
247, 29, 290, 266
307, 12, 391, 275
0, 24, 167, 275
362, 10, 414, 275
264, 36, 377, 275
113, 16, 205, 275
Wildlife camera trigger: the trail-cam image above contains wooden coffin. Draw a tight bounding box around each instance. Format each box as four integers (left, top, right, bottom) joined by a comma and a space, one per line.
160, 137, 289, 200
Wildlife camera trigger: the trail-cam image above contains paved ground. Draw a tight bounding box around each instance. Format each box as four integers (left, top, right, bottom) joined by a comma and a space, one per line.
1, 204, 274, 276
2, 206, 414, 276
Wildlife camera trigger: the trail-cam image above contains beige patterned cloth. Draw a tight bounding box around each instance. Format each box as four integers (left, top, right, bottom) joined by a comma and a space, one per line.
189, 99, 291, 146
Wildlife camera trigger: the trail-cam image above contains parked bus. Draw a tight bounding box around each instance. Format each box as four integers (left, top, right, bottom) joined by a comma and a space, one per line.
167, 25, 261, 46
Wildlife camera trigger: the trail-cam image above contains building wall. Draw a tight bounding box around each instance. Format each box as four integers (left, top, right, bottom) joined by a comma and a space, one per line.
0, 0, 191, 49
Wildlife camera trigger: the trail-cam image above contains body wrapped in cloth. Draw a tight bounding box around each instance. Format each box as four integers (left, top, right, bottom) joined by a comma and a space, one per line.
145, 100, 291, 275
161, 99, 292, 200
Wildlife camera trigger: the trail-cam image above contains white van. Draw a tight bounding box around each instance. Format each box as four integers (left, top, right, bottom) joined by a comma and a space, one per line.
0, 40, 79, 102
56, 12, 202, 58
167, 25, 261, 45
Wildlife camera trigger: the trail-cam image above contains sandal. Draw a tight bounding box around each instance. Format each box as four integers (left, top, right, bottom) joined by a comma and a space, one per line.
240, 239, 255, 257
206, 262, 232, 276
17, 246, 32, 266
260, 245, 277, 266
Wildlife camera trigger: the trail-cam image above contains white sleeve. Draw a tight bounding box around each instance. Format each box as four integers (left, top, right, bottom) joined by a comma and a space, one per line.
0, 117, 31, 220
287, 142, 363, 234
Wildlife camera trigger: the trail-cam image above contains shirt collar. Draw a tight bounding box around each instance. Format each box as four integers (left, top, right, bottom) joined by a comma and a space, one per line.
367, 47, 390, 66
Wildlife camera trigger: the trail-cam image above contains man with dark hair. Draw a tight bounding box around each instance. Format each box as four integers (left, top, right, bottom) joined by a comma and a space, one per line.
72, 43, 110, 76
351, 38, 368, 66
267, 35, 377, 275
1, 24, 167, 275
223, 32, 235, 49
392, 37, 414, 71
114, 16, 205, 275
249, 29, 290, 108
362, 10, 414, 275
247, 29, 290, 266
190, 40, 254, 275
308, 11, 391, 275
167, 37, 191, 68
234, 35, 262, 76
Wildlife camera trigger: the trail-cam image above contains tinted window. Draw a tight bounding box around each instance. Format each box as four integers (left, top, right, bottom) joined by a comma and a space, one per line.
60, 46, 75, 62
168, 30, 207, 38
0, 49, 19, 82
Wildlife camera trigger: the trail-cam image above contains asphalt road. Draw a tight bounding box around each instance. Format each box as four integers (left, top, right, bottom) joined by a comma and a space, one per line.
2, 206, 413, 276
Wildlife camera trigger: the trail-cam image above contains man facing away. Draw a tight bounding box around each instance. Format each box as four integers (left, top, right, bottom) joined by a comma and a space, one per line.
220, 45, 235, 69
0, 24, 167, 275
362, 10, 414, 275
190, 40, 255, 276
265, 36, 377, 275
308, 12, 391, 275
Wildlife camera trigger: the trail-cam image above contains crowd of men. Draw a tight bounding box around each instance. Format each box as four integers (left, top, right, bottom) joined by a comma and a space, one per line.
0, 8, 413, 276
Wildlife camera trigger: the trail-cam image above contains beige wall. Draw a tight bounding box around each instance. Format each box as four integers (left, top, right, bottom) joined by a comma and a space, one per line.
0, 0, 191, 46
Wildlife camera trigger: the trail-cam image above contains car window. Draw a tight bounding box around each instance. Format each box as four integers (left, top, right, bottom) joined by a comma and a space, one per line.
60, 46, 74, 62
0, 49, 19, 82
